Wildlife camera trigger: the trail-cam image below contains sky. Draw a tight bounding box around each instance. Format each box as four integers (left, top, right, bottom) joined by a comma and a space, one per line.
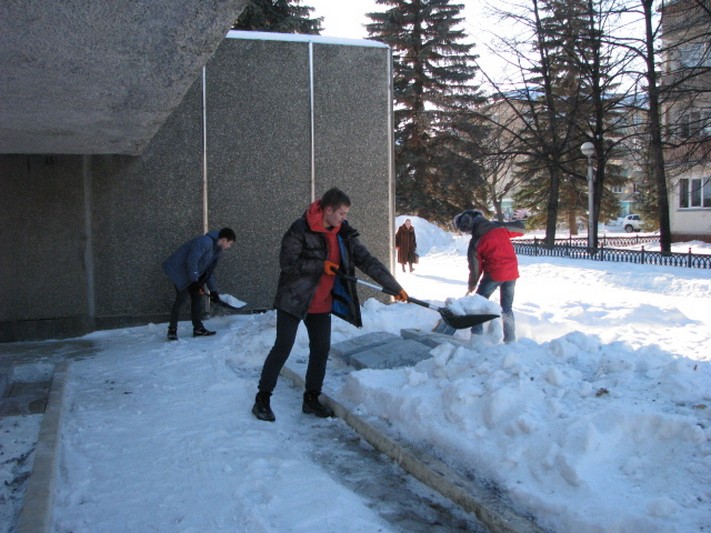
307, 0, 487, 40
4, 217, 710, 532
306, 0, 501, 75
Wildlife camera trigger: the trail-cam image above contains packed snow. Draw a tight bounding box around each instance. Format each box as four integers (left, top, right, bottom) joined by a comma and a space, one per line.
444, 294, 501, 316
219, 293, 246, 309
4, 216, 710, 533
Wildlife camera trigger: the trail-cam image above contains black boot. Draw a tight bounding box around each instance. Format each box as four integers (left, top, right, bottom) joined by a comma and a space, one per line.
302, 391, 334, 418
252, 391, 275, 422
193, 325, 216, 337
167, 328, 178, 341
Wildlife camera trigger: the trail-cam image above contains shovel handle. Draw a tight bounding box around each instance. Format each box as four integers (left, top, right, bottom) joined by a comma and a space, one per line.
337, 273, 433, 309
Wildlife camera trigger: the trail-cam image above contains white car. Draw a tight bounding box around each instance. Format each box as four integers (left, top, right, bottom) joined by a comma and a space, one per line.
623, 214, 642, 232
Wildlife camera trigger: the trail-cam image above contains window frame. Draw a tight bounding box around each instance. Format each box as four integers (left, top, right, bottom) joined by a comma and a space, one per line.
679, 177, 711, 208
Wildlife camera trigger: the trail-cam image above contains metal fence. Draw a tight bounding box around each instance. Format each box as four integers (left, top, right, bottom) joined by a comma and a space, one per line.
513, 236, 711, 269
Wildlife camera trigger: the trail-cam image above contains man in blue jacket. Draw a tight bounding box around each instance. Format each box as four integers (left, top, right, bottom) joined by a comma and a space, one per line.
162, 227, 236, 341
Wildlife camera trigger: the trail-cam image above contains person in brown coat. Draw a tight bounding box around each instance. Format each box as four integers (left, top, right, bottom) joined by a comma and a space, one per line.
395, 218, 417, 272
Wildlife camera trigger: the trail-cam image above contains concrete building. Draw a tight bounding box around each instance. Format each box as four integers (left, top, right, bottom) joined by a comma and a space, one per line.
1, 5, 396, 342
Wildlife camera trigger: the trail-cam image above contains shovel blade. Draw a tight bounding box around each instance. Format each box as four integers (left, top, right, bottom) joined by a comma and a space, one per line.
440, 310, 499, 329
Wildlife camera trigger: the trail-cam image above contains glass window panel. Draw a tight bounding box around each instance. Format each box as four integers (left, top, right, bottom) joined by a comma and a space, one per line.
691, 178, 702, 207
680, 179, 689, 208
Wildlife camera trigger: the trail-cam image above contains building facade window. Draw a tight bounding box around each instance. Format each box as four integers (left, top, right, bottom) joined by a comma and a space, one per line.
679, 110, 711, 139
679, 42, 711, 68
679, 177, 711, 208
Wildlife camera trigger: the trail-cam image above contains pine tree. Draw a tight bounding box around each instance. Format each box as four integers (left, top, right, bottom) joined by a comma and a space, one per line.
367, 0, 485, 222
233, 0, 322, 34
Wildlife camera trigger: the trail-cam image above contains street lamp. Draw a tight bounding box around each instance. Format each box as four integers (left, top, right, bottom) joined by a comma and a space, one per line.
580, 141, 595, 250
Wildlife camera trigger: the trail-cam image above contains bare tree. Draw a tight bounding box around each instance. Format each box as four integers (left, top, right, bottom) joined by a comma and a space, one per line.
477, 0, 632, 244
602, 0, 710, 251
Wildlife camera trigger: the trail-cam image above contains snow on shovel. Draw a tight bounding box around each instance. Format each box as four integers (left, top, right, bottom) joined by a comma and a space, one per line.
208, 292, 246, 311
338, 274, 498, 330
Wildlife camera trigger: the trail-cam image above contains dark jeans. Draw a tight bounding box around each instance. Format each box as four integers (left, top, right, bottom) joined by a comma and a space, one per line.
470, 274, 516, 343
258, 310, 331, 394
168, 285, 204, 331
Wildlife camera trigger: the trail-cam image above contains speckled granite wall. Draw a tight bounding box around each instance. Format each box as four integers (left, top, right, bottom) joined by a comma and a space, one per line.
206, 35, 394, 308
205, 38, 312, 308
0, 155, 90, 340
311, 42, 393, 290
90, 76, 204, 326
0, 34, 394, 341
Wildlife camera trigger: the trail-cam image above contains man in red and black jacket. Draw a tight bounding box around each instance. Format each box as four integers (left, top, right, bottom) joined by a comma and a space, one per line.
252, 187, 408, 422
453, 210, 524, 343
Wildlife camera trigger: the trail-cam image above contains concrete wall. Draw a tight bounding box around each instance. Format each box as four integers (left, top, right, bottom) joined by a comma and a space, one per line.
0, 155, 90, 339
0, 33, 394, 342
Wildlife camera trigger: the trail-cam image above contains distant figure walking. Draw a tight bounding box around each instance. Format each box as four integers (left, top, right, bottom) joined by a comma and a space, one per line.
395, 218, 417, 272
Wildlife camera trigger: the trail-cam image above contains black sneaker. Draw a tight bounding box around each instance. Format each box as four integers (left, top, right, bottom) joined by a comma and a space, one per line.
167, 329, 178, 341
193, 326, 216, 337
302, 391, 334, 418
252, 392, 275, 422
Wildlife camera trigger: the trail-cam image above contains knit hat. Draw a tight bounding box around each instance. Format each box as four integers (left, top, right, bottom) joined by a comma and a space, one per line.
452, 210, 483, 233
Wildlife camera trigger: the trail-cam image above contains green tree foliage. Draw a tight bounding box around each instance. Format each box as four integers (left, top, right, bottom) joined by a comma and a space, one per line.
367, 0, 486, 223
233, 0, 322, 34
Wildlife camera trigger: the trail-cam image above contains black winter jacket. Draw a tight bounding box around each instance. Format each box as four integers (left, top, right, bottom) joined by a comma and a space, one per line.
272, 217, 402, 327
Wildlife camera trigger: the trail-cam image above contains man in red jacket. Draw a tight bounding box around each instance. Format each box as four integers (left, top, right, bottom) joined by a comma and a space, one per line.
453, 210, 524, 343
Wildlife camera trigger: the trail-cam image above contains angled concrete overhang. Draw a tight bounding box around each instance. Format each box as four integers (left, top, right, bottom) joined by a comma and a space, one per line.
0, 0, 249, 155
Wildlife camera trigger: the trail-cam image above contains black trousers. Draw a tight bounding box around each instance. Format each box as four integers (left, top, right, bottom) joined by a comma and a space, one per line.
168, 285, 204, 331
258, 310, 331, 394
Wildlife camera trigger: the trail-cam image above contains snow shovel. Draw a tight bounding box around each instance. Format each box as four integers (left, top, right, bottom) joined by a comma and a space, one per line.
205, 292, 246, 311
338, 274, 499, 329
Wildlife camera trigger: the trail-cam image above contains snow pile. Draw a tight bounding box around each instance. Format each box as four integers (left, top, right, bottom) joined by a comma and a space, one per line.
444, 293, 500, 316
341, 331, 711, 532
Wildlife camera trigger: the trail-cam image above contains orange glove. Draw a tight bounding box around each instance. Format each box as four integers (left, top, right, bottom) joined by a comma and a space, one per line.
323, 260, 340, 276
394, 289, 408, 302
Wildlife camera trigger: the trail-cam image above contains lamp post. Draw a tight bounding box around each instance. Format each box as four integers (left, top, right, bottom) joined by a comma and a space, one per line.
580, 141, 595, 250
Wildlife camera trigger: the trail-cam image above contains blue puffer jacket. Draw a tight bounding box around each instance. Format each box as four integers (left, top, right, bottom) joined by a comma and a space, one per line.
162, 231, 223, 292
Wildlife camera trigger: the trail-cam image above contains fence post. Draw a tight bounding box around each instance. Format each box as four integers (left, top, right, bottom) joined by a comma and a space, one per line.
641, 245, 645, 265
534, 236, 538, 256
688, 247, 692, 268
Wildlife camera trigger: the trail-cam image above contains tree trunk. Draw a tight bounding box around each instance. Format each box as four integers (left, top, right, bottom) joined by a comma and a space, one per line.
568, 210, 579, 235
642, 0, 672, 253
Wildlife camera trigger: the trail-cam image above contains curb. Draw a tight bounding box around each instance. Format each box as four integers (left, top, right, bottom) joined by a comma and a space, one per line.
280, 365, 544, 533
16, 360, 70, 533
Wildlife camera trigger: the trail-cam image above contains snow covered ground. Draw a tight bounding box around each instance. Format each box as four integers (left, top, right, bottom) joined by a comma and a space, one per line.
3, 217, 710, 532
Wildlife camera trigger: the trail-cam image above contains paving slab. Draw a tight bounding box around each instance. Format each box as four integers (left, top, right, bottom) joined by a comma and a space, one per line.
349, 339, 434, 370
330, 332, 401, 365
